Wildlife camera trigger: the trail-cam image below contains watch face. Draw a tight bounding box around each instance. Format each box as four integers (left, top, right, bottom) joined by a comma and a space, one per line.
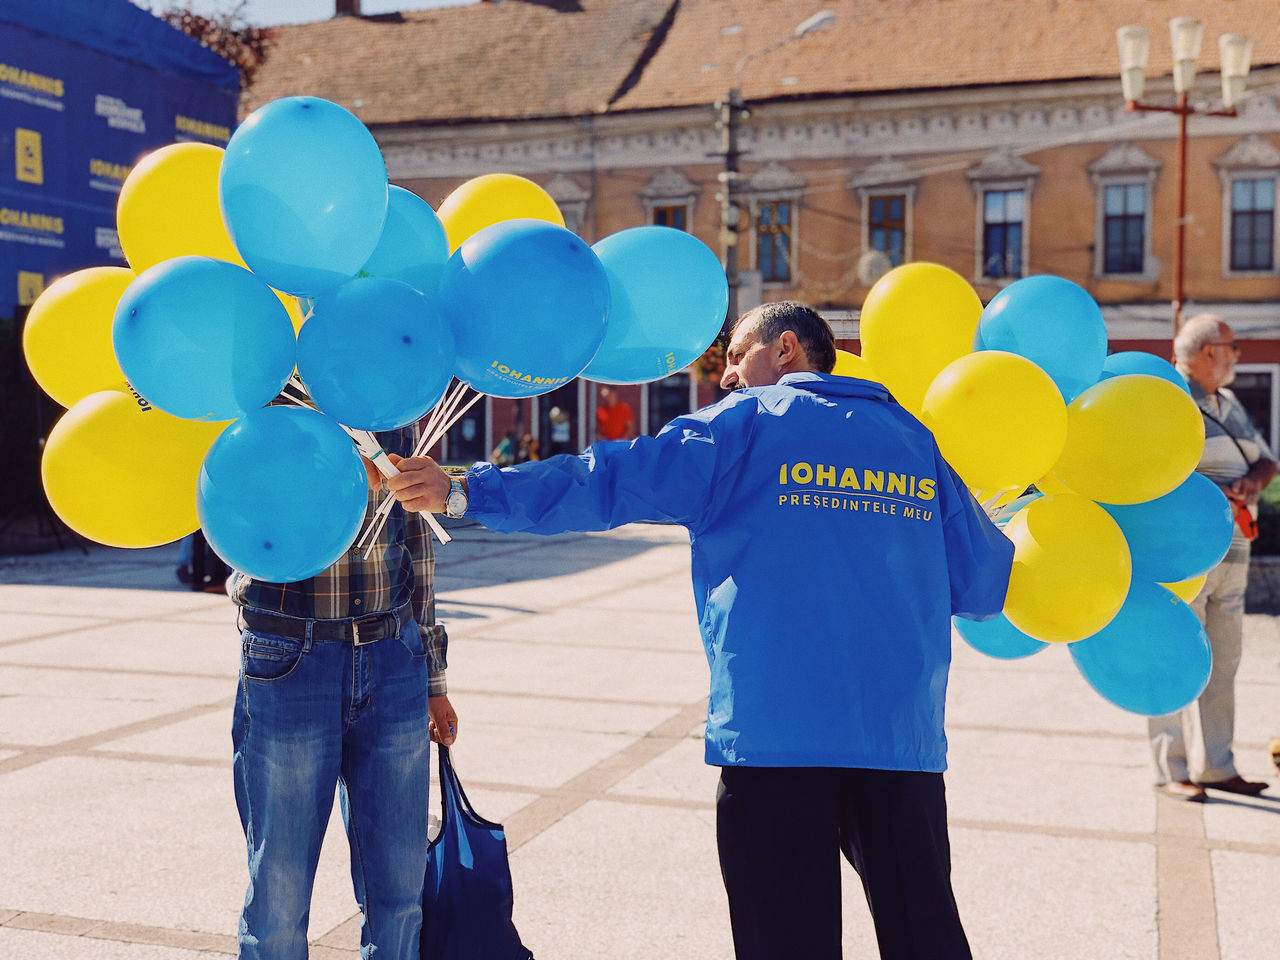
446, 490, 467, 517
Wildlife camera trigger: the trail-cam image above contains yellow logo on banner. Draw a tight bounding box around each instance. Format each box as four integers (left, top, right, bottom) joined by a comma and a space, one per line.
16, 128, 42, 185
17, 271, 43, 306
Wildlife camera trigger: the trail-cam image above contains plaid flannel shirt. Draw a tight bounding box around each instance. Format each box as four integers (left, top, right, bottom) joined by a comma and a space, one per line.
229, 422, 448, 696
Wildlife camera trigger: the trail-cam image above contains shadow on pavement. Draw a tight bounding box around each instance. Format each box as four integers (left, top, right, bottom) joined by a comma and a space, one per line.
0, 518, 688, 593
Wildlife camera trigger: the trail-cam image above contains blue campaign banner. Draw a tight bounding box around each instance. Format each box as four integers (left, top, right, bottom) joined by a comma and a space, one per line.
0, 0, 238, 321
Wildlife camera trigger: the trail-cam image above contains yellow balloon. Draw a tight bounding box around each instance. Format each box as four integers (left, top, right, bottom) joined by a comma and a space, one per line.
23, 267, 134, 408
1051, 374, 1205, 505
278, 291, 306, 334
1003, 493, 1131, 643
831, 349, 879, 381
117, 142, 244, 272
42, 389, 230, 548
921, 351, 1067, 491
436, 173, 565, 251
858, 262, 982, 416
1162, 573, 1208, 604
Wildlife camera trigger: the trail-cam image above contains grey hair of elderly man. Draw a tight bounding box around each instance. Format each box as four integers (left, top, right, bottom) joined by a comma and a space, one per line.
1174, 313, 1231, 365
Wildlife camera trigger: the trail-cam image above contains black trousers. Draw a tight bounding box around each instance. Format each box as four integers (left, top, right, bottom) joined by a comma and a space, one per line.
716, 766, 971, 960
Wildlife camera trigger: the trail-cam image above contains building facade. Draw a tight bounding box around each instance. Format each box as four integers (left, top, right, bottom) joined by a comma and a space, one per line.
248, 0, 1280, 460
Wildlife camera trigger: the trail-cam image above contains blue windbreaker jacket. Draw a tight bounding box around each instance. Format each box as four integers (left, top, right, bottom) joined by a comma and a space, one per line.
465, 373, 1014, 771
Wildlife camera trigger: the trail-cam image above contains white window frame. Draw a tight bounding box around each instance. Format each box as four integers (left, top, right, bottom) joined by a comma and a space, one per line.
1093, 175, 1158, 281
972, 181, 1032, 285
748, 193, 799, 288
743, 162, 804, 290
1221, 175, 1280, 278
639, 167, 698, 231
860, 188, 915, 268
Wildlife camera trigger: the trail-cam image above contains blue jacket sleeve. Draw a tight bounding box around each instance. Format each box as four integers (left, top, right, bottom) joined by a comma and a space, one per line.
935, 454, 1014, 620
465, 414, 720, 535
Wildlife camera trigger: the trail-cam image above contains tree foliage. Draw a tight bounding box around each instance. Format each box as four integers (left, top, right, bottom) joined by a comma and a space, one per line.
157, 1, 274, 88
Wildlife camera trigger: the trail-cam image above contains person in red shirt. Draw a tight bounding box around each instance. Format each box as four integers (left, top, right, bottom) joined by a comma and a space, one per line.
595, 386, 635, 441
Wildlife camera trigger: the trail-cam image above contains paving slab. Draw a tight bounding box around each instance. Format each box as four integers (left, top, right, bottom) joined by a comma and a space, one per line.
0, 927, 220, 959
0, 755, 360, 939
947, 728, 1157, 835
0, 619, 239, 678
1212, 849, 1280, 960
509, 799, 731, 960
607, 729, 718, 803
447, 636, 709, 705
469, 605, 702, 652
954, 827, 1157, 960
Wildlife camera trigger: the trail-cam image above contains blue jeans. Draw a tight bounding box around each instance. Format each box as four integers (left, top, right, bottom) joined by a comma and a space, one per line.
232, 611, 431, 960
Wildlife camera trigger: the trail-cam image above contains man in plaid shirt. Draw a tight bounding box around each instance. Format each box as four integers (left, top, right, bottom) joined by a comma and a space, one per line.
227, 422, 455, 960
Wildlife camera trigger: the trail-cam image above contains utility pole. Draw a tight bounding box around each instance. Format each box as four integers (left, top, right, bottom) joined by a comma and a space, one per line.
716, 88, 745, 325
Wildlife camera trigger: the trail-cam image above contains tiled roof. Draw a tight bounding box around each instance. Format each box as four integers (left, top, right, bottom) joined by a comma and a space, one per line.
243, 0, 675, 124
246, 0, 1280, 124
613, 0, 1280, 110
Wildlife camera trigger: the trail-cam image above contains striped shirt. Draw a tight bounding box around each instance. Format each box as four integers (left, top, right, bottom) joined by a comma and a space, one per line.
229, 423, 448, 696
1184, 376, 1276, 562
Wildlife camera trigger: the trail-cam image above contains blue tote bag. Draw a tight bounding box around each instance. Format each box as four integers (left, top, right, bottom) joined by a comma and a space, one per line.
421, 745, 534, 960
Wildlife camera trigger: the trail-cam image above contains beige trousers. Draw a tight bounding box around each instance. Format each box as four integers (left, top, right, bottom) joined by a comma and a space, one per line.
1147, 554, 1249, 785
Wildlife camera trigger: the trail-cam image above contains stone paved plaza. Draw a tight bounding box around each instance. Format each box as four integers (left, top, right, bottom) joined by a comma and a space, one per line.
1, 520, 1278, 959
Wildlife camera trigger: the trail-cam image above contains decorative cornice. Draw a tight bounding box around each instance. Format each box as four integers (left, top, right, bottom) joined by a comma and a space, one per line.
966, 148, 1041, 181
744, 161, 803, 194
850, 156, 919, 189
544, 172, 591, 203
1087, 141, 1161, 177
377, 90, 1280, 182
639, 166, 698, 199
1213, 135, 1280, 171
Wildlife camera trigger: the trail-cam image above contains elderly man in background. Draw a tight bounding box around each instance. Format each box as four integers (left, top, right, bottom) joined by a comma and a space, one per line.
1151, 314, 1277, 801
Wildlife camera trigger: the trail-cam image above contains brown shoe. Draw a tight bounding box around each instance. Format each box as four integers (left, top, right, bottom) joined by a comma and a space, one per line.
1198, 775, 1269, 796
1159, 780, 1207, 801
1269, 737, 1280, 773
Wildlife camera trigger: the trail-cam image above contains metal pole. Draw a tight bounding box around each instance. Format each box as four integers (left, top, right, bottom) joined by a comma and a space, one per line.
1173, 90, 1189, 339
717, 88, 743, 325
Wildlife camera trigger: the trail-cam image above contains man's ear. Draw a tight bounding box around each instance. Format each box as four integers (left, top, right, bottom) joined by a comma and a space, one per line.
776, 330, 802, 367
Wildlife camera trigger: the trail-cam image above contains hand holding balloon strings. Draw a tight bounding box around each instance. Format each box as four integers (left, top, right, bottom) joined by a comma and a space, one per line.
349, 379, 483, 555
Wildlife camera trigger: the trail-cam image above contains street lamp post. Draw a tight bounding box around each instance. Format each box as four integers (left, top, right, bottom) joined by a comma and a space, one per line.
1116, 18, 1253, 339
716, 10, 836, 324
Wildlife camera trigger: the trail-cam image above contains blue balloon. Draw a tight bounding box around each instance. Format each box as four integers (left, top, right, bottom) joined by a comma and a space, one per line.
582, 226, 728, 384
297, 277, 455, 431
1101, 473, 1234, 583
975, 275, 1107, 401
954, 614, 1049, 659
1101, 351, 1190, 393
359, 186, 450, 295
113, 256, 296, 421
220, 96, 388, 297
1069, 581, 1211, 716
198, 406, 367, 583
440, 219, 609, 398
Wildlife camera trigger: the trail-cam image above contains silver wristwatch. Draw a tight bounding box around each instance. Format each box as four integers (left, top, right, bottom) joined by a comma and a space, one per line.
444, 476, 468, 518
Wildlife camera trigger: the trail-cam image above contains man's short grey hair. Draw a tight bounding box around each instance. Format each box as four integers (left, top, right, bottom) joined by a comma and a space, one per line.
1174, 313, 1229, 364
733, 301, 837, 373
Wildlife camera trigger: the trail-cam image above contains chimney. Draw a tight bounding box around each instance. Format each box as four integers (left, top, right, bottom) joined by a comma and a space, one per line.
335, 0, 362, 16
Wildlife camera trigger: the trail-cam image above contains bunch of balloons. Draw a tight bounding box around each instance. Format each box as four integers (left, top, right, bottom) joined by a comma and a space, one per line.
850, 265, 1229, 717
24, 96, 728, 583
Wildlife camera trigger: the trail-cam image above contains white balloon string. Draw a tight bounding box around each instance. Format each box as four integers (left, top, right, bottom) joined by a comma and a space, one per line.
423, 389, 483, 455
420, 381, 470, 456
420, 381, 463, 453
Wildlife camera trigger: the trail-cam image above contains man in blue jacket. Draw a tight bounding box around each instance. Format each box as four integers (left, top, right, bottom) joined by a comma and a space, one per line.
388, 301, 1013, 960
